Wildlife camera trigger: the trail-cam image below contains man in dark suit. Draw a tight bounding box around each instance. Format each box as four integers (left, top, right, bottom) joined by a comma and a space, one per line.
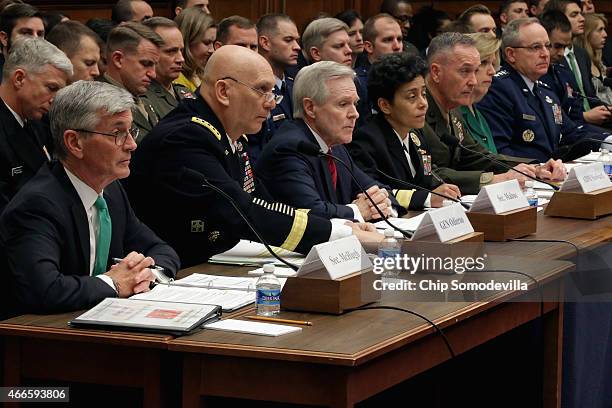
125, 46, 382, 267
256, 61, 402, 221
349, 52, 461, 209
102, 22, 164, 141
0, 37, 72, 214
0, 80, 179, 318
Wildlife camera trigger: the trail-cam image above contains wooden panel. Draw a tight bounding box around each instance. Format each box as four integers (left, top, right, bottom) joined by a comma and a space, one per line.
209, 0, 267, 22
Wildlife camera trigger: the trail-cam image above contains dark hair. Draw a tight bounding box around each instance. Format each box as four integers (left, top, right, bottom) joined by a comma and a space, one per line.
107, 21, 164, 55
334, 9, 362, 28
500, 0, 528, 15
0, 0, 23, 13
41, 11, 66, 33
47, 20, 101, 57
457, 4, 492, 29
111, 0, 135, 24
0, 3, 42, 51
256, 13, 293, 37
215, 15, 254, 44
406, 6, 450, 51
85, 18, 114, 43
540, 9, 572, 33
368, 52, 428, 111
380, 0, 410, 15
543, 0, 581, 13
142, 16, 178, 30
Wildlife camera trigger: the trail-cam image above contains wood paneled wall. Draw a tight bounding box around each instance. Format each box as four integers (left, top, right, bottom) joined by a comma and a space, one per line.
27, 1, 612, 32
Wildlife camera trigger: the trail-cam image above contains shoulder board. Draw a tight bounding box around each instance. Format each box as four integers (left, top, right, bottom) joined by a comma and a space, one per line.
536, 80, 551, 89
494, 69, 509, 78
191, 117, 221, 141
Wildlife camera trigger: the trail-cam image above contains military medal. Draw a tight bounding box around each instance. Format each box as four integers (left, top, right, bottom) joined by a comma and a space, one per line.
421, 152, 432, 175
451, 115, 465, 142
552, 104, 563, 124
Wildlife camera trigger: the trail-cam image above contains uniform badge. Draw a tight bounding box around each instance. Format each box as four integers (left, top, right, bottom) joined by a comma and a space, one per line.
272, 113, 286, 122
522, 129, 535, 142
545, 95, 553, 104
421, 154, 432, 175
522, 113, 536, 121
409, 131, 421, 147
190, 219, 204, 233
552, 104, 563, 124
11, 166, 23, 176
208, 231, 220, 242
451, 115, 465, 142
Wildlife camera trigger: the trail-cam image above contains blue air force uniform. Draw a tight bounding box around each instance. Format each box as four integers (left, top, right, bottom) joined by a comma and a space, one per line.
477, 64, 601, 162
124, 94, 334, 267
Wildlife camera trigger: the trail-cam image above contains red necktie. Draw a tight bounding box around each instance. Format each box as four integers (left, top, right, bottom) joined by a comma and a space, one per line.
327, 152, 337, 190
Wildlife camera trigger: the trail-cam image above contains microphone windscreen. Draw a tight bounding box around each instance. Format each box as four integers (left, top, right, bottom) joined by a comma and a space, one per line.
296, 141, 323, 156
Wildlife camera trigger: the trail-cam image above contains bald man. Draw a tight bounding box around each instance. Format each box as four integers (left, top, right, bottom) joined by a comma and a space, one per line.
125, 45, 382, 267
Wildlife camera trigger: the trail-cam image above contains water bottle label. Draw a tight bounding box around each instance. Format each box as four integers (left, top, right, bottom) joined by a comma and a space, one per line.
378, 248, 400, 259
256, 289, 281, 306
604, 164, 612, 176
527, 198, 538, 207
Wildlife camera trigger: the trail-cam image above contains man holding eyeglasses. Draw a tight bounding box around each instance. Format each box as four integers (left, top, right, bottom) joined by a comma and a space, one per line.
0, 80, 180, 318
125, 45, 383, 268
478, 18, 606, 162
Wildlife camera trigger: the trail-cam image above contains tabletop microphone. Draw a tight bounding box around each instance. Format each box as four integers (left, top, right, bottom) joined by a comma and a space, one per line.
180, 167, 299, 271
441, 133, 560, 191
296, 141, 413, 239
375, 168, 470, 210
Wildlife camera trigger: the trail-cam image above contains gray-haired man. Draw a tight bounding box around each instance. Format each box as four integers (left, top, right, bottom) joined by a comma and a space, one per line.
0, 37, 72, 213
0, 80, 180, 318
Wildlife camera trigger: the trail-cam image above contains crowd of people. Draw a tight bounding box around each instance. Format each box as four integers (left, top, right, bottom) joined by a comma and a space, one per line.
0, 0, 610, 316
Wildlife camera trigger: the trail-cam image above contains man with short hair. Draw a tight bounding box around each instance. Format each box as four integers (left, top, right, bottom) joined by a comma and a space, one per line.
213, 15, 257, 51
174, 0, 210, 16
425, 32, 565, 193
301, 18, 352, 66
111, 0, 153, 24
125, 46, 382, 267
457, 4, 497, 37
478, 18, 606, 162
529, 0, 550, 16
380, 0, 412, 41
499, 0, 529, 31
0, 3, 44, 82
250, 13, 300, 161
256, 61, 402, 221
46, 20, 101, 82
0, 38, 72, 213
0, 80, 180, 318
103, 22, 163, 140
142, 17, 194, 121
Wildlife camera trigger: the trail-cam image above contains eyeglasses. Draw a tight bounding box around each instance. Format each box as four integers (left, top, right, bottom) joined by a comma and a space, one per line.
74, 126, 140, 146
511, 43, 552, 53
221, 76, 283, 104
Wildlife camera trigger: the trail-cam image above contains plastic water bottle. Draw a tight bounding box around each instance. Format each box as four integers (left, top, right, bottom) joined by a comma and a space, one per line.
256, 264, 281, 316
378, 229, 401, 277
523, 180, 538, 207
598, 149, 612, 176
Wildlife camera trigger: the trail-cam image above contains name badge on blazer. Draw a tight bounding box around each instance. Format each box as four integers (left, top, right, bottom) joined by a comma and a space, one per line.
272, 113, 286, 122
11, 166, 23, 176
522, 113, 536, 121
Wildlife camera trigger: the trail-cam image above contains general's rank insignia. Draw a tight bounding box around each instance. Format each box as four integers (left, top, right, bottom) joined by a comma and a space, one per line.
522, 129, 535, 142
190, 219, 204, 233
545, 95, 553, 104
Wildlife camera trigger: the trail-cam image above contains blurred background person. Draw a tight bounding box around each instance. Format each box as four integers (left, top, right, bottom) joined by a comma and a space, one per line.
335, 9, 364, 68
575, 13, 612, 104
174, 0, 210, 17
406, 6, 451, 53
47, 21, 101, 82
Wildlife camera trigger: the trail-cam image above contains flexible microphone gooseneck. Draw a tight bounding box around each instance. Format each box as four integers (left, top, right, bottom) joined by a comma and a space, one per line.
296, 141, 413, 239
375, 168, 471, 210
441, 134, 561, 191
181, 167, 299, 271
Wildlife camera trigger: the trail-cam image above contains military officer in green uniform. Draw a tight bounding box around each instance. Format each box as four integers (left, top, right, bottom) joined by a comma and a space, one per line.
142, 17, 196, 120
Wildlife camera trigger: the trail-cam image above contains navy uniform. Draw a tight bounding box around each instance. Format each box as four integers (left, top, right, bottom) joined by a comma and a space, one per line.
348, 113, 439, 210
142, 80, 196, 121
477, 64, 601, 162
247, 75, 294, 165
124, 94, 335, 267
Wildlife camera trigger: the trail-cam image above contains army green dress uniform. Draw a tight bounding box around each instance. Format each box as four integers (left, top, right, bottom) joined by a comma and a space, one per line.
142, 80, 195, 121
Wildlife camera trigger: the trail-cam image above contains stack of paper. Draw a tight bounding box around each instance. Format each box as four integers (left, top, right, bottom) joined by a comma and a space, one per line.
374, 213, 426, 232
209, 240, 305, 267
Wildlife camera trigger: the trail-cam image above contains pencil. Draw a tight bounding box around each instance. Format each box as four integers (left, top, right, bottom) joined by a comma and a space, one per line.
246, 316, 312, 326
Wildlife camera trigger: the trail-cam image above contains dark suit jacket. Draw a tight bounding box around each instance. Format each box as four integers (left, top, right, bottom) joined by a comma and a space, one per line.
0, 162, 179, 318
256, 120, 403, 220
0, 97, 52, 214
124, 95, 332, 267
348, 114, 435, 210
562, 46, 600, 105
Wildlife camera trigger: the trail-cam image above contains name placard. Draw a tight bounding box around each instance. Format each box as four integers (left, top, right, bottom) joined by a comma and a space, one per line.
469, 180, 529, 214
410, 203, 474, 242
560, 162, 612, 193
297, 235, 371, 280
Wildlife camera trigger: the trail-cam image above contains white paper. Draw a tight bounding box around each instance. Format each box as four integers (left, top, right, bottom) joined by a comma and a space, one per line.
205, 319, 302, 337
131, 285, 255, 312
574, 151, 602, 162
374, 213, 426, 232
248, 267, 297, 277
209, 240, 305, 266
176, 274, 258, 291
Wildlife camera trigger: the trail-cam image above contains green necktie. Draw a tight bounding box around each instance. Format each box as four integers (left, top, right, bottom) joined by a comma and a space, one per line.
93, 196, 112, 276
567, 51, 590, 112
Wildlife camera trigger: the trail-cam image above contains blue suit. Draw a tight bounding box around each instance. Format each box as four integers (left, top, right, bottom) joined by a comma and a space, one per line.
247, 75, 294, 165
256, 120, 403, 220
477, 64, 601, 162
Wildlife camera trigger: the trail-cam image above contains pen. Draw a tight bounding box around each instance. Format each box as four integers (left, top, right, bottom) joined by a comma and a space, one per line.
111, 257, 165, 271
246, 316, 312, 326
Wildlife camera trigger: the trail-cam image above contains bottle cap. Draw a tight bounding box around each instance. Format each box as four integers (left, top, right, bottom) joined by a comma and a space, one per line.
263, 264, 275, 274
384, 228, 395, 237
524, 180, 534, 188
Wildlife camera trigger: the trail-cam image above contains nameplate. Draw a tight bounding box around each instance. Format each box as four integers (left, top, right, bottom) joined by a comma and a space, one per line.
297, 235, 371, 280
412, 203, 474, 242
560, 162, 612, 193
469, 180, 529, 214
